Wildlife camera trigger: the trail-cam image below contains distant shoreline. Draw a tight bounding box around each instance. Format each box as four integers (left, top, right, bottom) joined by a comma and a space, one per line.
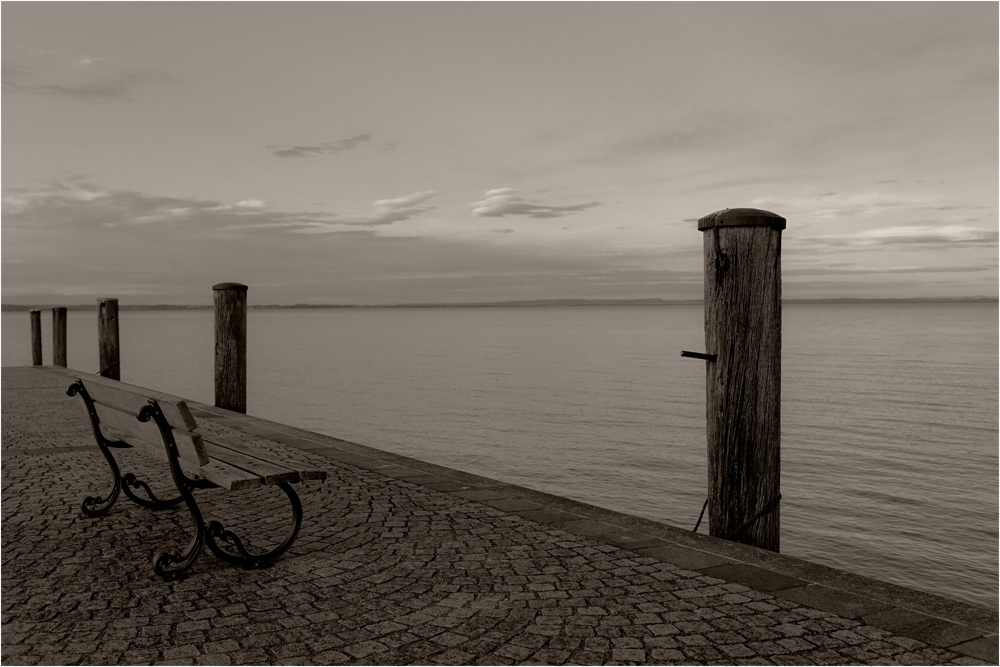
2, 296, 997, 312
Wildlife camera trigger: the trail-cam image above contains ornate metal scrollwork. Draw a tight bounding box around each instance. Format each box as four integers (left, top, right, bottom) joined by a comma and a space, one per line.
69, 381, 124, 517
153, 526, 207, 579
138, 401, 215, 579
122, 473, 184, 510
205, 482, 303, 569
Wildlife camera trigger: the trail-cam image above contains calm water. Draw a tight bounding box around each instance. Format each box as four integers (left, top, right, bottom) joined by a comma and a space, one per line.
3, 303, 997, 608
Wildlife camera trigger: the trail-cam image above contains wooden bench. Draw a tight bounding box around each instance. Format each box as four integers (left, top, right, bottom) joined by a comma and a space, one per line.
66, 372, 326, 579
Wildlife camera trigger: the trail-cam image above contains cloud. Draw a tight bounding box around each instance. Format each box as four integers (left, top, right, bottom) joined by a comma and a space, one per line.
470, 189, 601, 219
749, 191, 991, 221
804, 224, 1000, 248
270, 133, 373, 158
373, 191, 436, 211
489, 229, 515, 234
2, 68, 171, 100
1, 180, 434, 236
854, 225, 999, 245
2, 180, 326, 231
786, 264, 996, 276
293, 191, 436, 233
752, 192, 924, 219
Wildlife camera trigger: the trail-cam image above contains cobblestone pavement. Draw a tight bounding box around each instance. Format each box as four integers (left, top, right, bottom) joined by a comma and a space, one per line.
3, 367, 996, 666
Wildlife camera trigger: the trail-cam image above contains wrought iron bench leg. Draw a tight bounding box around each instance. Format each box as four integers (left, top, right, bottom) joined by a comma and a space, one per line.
134, 401, 215, 579
70, 381, 183, 516
205, 482, 304, 569
69, 382, 125, 517
151, 475, 212, 580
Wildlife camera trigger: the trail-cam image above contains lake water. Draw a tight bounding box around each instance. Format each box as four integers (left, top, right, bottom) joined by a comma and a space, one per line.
3, 303, 997, 608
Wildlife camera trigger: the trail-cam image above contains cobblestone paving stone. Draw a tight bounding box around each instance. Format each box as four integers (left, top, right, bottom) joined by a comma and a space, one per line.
1, 368, 992, 666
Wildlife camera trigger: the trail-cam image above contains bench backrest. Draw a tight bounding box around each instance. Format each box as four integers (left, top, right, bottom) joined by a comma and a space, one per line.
70, 372, 209, 466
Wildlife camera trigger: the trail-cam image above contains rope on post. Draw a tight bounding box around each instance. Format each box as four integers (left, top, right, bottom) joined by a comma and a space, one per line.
692, 498, 709, 533
723, 494, 782, 541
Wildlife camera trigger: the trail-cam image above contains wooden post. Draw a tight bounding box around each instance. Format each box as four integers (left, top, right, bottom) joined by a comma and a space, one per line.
698, 207, 785, 552
29, 309, 42, 366
52, 307, 68, 367
97, 298, 120, 380
214, 283, 248, 413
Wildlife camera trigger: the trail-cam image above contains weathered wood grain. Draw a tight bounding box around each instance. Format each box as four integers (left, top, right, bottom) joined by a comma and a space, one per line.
97, 298, 120, 380
213, 283, 247, 413
201, 436, 298, 484
93, 402, 209, 466
52, 307, 67, 367
110, 430, 261, 491
700, 208, 783, 553
30, 310, 42, 366
202, 433, 327, 482
68, 371, 199, 431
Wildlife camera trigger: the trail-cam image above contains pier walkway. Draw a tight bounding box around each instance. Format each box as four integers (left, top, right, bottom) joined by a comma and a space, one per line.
3, 366, 996, 666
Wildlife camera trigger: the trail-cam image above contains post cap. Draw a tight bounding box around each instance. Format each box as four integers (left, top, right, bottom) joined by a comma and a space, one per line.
697, 208, 785, 231
96, 297, 119, 303
29, 309, 41, 313
213, 282, 248, 291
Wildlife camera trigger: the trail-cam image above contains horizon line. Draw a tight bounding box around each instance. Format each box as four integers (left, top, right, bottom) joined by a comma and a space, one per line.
2, 296, 998, 311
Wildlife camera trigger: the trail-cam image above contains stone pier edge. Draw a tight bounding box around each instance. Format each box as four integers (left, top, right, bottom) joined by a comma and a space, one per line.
32, 366, 999, 661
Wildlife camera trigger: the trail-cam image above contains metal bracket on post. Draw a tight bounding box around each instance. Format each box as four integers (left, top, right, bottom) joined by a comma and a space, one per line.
681, 351, 717, 362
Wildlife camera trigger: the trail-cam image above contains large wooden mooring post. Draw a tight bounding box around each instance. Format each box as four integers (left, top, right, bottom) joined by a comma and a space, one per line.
52, 307, 68, 367
699, 208, 785, 552
98, 298, 121, 380
214, 283, 248, 413
29, 309, 42, 366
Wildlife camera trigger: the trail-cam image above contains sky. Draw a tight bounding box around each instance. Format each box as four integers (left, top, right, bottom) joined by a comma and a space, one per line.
3, 3, 997, 305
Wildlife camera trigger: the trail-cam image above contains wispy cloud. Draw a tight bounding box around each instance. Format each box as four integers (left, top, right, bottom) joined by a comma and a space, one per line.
270, 133, 374, 158
2, 180, 434, 235
2, 180, 326, 231
2, 67, 171, 100
294, 191, 436, 233
373, 191, 436, 211
803, 224, 1000, 248
752, 192, 925, 219
470, 189, 601, 219
786, 264, 996, 276
749, 191, 990, 221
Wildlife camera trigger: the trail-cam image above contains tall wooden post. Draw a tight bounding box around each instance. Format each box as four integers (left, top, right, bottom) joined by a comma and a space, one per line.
29, 309, 42, 366
214, 283, 248, 413
52, 307, 68, 367
699, 208, 784, 552
97, 298, 120, 380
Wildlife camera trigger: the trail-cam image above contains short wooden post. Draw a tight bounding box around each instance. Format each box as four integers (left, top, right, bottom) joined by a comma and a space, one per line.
97, 298, 120, 380
214, 283, 248, 413
52, 307, 68, 367
29, 309, 42, 365
698, 208, 785, 552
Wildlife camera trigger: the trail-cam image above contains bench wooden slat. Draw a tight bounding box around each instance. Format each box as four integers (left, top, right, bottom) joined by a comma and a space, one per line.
71, 375, 327, 493
200, 433, 327, 482
94, 403, 209, 466
69, 371, 198, 431
114, 433, 262, 491
201, 438, 298, 485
